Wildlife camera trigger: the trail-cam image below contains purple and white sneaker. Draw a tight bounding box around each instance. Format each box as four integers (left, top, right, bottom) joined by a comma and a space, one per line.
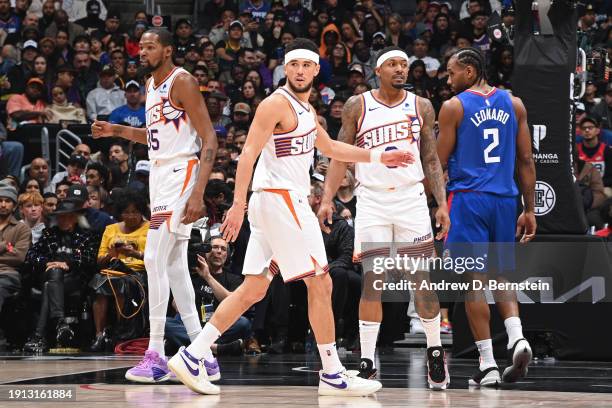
204, 357, 221, 381
318, 369, 382, 396
125, 350, 171, 383
167, 346, 220, 395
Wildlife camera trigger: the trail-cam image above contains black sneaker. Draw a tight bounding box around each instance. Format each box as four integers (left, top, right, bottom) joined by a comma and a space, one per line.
216, 339, 244, 356
468, 366, 501, 387
24, 334, 48, 353
56, 321, 75, 347
426, 346, 449, 390
357, 358, 377, 379
502, 338, 532, 383
90, 328, 113, 352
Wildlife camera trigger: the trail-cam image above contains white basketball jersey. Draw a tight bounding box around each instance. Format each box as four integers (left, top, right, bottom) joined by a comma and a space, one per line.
251, 87, 318, 196
355, 90, 425, 189
145, 67, 201, 160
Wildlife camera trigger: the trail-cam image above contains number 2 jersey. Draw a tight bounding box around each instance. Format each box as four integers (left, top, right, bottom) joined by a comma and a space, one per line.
145, 67, 201, 160
447, 87, 518, 197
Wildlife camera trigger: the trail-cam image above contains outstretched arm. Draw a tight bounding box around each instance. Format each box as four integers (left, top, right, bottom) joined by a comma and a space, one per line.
173, 73, 219, 223
91, 121, 147, 144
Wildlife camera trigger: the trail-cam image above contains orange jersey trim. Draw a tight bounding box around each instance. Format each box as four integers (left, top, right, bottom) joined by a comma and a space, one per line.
180, 159, 199, 197
263, 188, 301, 228
153, 66, 179, 90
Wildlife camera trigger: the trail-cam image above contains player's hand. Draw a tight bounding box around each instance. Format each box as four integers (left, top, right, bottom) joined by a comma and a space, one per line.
91, 120, 113, 138
380, 150, 415, 167
220, 202, 246, 242
317, 200, 334, 234
434, 205, 450, 240
182, 192, 204, 224
516, 211, 536, 243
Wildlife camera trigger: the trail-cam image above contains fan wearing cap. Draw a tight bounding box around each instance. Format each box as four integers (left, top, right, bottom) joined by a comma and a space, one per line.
74, 0, 106, 33
108, 80, 145, 127
92, 27, 219, 386
49, 154, 88, 191
215, 20, 244, 72
6, 77, 50, 130
320, 45, 450, 388
174, 19, 197, 56
66, 184, 113, 232
85, 64, 126, 121
178, 38, 411, 397
95, 10, 122, 46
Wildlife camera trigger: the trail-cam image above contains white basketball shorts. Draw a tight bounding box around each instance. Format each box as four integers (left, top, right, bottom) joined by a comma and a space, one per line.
243, 189, 329, 282
353, 182, 435, 270
148, 156, 199, 239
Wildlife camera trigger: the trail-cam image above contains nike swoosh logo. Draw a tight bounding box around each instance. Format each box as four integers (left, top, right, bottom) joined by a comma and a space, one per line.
180, 353, 200, 376
368, 107, 380, 111
173, 168, 184, 173
298, 111, 304, 115
321, 378, 348, 389
151, 366, 168, 381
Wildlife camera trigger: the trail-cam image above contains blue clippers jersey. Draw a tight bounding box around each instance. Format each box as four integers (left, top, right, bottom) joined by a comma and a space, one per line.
447, 88, 518, 197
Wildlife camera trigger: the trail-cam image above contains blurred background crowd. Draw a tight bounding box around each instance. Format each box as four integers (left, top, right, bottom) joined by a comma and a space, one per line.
0, 0, 609, 355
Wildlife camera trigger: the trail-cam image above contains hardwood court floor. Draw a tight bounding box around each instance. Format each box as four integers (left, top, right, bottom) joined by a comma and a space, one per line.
1, 349, 611, 407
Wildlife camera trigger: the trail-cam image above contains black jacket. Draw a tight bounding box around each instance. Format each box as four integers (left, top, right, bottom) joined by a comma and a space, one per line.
322, 214, 354, 271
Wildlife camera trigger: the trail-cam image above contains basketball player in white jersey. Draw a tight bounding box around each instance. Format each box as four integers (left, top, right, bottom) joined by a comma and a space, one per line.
167, 38, 413, 396
319, 46, 451, 389
91, 28, 219, 388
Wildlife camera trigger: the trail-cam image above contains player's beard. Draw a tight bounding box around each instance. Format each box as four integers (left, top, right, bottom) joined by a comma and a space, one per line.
287, 78, 313, 94
137, 59, 162, 78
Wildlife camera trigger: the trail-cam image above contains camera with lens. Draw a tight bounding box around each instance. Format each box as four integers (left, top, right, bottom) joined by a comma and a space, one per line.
187, 217, 212, 271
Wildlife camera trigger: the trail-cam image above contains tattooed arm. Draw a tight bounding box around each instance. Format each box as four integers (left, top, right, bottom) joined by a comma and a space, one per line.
172, 73, 219, 224
418, 96, 450, 239
318, 95, 362, 231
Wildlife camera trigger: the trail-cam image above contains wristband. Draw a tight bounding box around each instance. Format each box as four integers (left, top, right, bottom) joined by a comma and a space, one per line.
370, 150, 383, 163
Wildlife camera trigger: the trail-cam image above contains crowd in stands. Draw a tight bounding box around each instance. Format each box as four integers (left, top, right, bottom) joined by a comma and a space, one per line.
0, 0, 610, 353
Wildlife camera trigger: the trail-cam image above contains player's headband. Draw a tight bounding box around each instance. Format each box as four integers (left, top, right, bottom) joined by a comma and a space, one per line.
284, 49, 320, 65
376, 50, 409, 68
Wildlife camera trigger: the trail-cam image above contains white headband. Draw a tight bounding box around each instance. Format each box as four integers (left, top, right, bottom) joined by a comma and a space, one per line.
285, 49, 320, 64
376, 50, 409, 68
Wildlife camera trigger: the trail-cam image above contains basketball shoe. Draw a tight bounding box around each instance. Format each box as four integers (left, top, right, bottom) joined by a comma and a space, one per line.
427, 346, 450, 390
125, 350, 171, 383
318, 369, 382, 396
468, 366, 501, 387
502, 338, 532, 383
357, 358, 377, 379
167, 346, 220, 395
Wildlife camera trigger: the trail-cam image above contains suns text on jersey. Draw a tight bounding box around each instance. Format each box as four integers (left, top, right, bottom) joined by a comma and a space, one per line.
290, 129, 317, 155
470, 108, 510, 127
362, 121, 413, 149
146, 104, 162, 126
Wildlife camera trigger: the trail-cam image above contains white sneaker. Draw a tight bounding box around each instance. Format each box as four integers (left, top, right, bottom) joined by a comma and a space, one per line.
502, 338, 532, 383
318, 369, 382, 397
410, 318, 425, 335
167, 346, 220, 395
468, 366, 501, 387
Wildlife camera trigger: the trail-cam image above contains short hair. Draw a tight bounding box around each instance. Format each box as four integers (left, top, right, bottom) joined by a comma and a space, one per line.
43, 192, 57, 200
109, 140, 128, 154
211, 167, 227, 178
86, 162, 110, 183
451, 47, 487, 83
113, 188, 149, 220
73, 34, 91, 46
18, 191, 44, 207
311, 180, 324, 197
285, 37, 319, 54
375, 45, 406, 66
144, 28, 174, 47
56, 180, 71, 190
